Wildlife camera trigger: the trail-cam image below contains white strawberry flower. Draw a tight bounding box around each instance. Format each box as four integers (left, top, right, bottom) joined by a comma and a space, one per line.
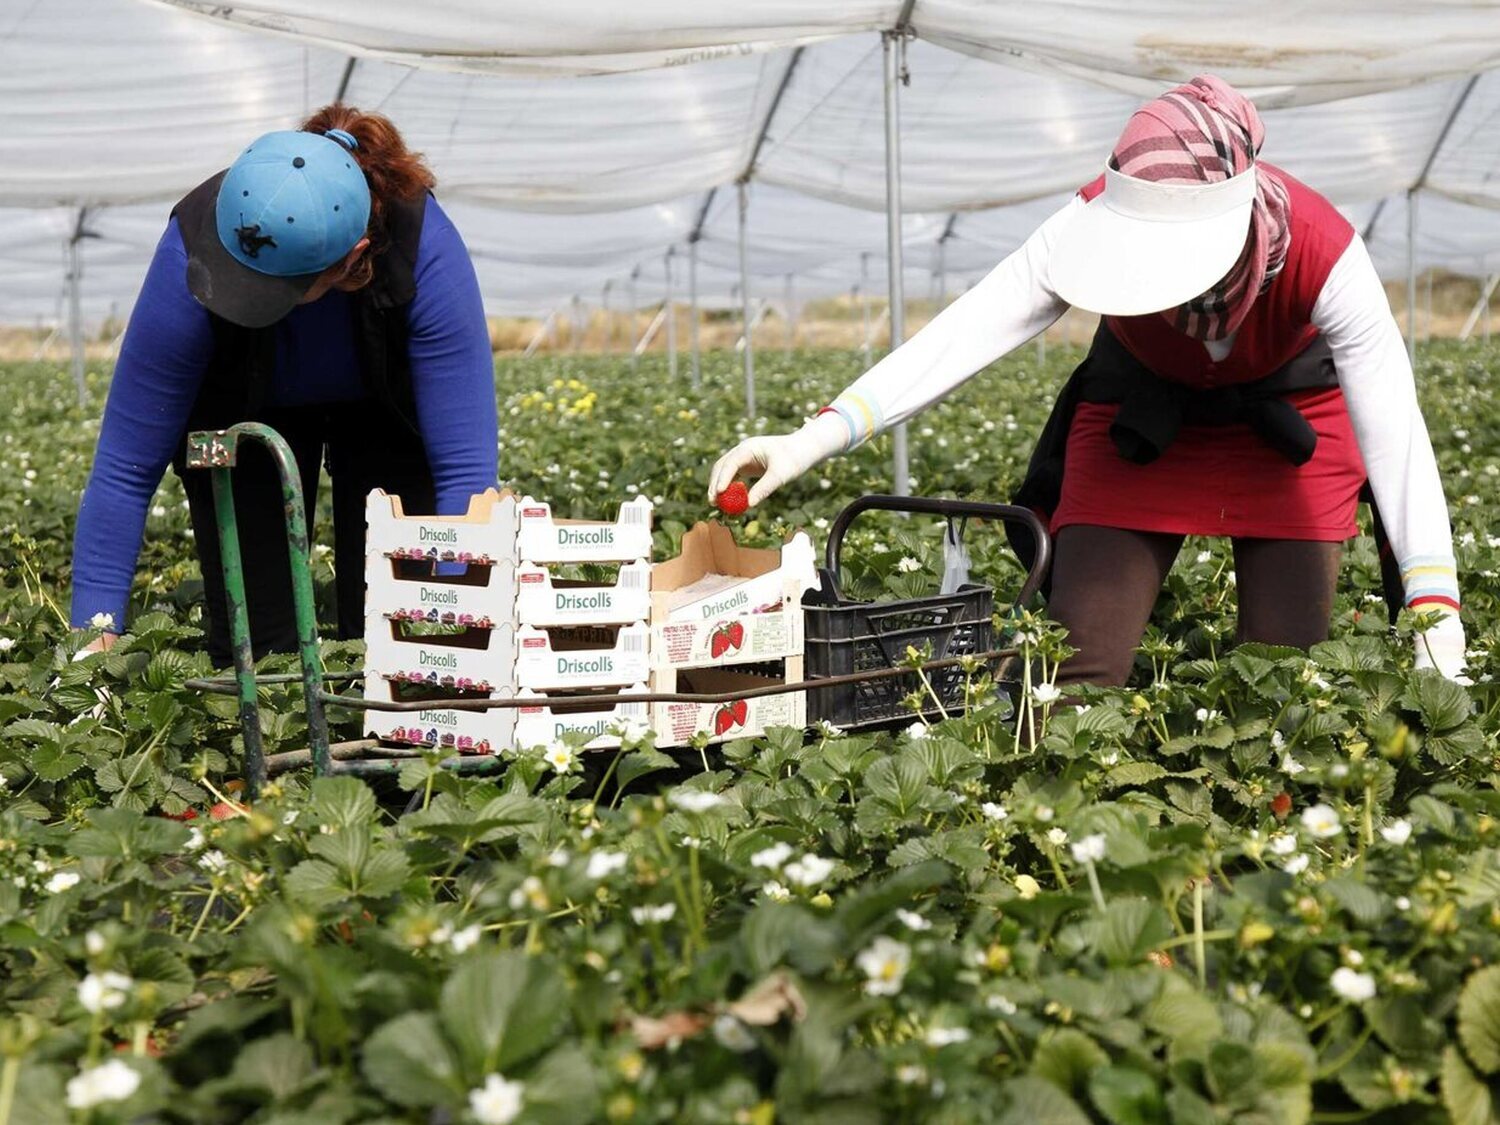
783, 854, 835, 888
750, 842, 794, 870
585, 851, 627, 880
712, 1013, 757, 1053
1300, 804, 1342, 839
66, 1060, 141, 1110
896, 556, 922, 574
668, 789, 724, 813
1069, 834, 1106, 864
468, 1074, 525, 1125
630, 903, 677, 924
45, 870, 81, 893
924, 1026, 972, 1047
857, 935, 911, 996
1379, 819, 1412, 845
85, 930, 106, 956
896, 908, 932, 931
907, 721, 929, 740
761, 881, 791, 901
543, 742, 575, 773
1281, 853, 1310, 876
1031, 682, 1063, 706
980, 802, 1008, 822
1268, 833, 1298, 856
0, 638, 14, 652
1330, 967, 1377, 1002
88, 612, 115, 631
1046, 828, 1069, 847
449, 924, 482, 953
198, 849, 229, 873
78, 971, 133, 1014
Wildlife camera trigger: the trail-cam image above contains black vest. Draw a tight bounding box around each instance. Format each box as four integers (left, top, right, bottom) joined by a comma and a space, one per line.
170, 171, 427, 434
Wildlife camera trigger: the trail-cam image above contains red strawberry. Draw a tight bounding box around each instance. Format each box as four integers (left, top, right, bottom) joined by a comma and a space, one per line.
710, 629, 729, 659
715, 481, 750, 517
161, 808, 198, 822
713, 707, 734, 735
726, 622, 745, 650
729, 699, 748, 726
1270, 792, 1292, 820
209, 802, 240, 821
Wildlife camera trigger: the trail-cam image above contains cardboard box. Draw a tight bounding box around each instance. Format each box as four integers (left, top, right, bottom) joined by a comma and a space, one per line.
512, 685, 650, 751
366, 622, 517, 696
651, 522, 816, 624
515, 623, 650, 690
517, 496, 653, 564
366, 562, 518, 632
648, 522, 816, 670
367, 702, 515, 757
365, 488, 518, 566
650, 659, 806, 747
515, 560, 651, 626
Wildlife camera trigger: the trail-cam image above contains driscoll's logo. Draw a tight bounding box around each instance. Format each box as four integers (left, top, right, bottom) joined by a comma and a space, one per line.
557, 591, 610, 611
558, 718, 611, 737
559, 656, 614, 676
419, 527, 457, 543
419, 710, 458, 724
419, 651, 457, 668
700, 589, 749, 618
558, 527, 616, 547
420, 588, 459, 605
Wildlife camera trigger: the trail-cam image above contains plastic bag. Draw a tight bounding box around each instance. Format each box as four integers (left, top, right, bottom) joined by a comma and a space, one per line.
939, 520, 972, 595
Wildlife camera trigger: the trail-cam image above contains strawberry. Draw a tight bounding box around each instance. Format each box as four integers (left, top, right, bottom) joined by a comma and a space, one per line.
713, 707, 734, 735
1270, 792, 1292, 819
161, 808, 198, 822
729, 699, 748, 726
209, 802, 240, 821
710, 628, 729, 659
715, 481, 749, 517
726, 621, 745, 650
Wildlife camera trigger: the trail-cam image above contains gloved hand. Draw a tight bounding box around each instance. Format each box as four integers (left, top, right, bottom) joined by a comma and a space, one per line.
707, 413, 848, 508
1412, 606, 1470, 684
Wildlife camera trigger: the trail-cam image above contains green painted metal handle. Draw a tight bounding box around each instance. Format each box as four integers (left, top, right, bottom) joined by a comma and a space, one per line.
187, 423, 330, 796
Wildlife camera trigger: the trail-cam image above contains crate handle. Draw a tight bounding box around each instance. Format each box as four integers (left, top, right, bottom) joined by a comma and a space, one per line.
822, 495, 1052, 606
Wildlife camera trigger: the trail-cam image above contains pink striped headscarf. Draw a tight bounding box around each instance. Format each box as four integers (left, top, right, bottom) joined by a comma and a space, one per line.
1111, 75, 1291, 340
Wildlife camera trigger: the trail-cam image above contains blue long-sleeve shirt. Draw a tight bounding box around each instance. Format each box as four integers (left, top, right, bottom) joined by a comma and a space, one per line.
70, 194, 499, 629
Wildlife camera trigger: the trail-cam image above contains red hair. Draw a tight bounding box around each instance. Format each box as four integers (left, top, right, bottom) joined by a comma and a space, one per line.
299, 104, 436, 290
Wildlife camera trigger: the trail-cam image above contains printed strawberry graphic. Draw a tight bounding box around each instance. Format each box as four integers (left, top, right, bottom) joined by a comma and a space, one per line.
713, 706, 735, 735
726, 621, 745, 650
715, 481, 749, 517
710, 627, 730, 659
729, 699, 748, 726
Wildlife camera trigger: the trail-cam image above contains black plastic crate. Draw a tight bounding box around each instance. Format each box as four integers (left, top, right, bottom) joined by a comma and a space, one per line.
803, 496, 1052, 730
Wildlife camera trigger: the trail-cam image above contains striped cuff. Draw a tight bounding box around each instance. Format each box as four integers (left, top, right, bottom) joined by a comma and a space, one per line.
820, 388, 887, 451
1401, 554, 1460, 612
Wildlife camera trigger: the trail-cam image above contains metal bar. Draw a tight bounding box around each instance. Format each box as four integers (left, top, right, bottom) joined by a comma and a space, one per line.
665, 248, 678, 379
67, 208, 87, 407
688, 188, 719, 243
601, 280, 613, 354
633, 307, 667, 355
1425, 268, 1434, 344
571, 295, 583, 353
265, 747, 504, 777
737, 181, 756, 418
188, 671, 361, 692
628, 267, 640, 374
1360, 198, 1387, 244
522, 308, 559, 358
860, 252, 873, 368
740, 48, 805, 181
334, 56, 358, 102
883, 30, 910, 497
688, 240, 702, 388
784, 273, 795, 358
209, 468, 265, 797
316, 645, 1022, 713
1458, 273, 1498, 341
1406, 189, 1418, 365
1414, 73, 1481, 189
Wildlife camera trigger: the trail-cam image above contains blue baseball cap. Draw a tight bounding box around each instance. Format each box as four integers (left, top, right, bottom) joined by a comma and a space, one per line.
184, 130, 371, 327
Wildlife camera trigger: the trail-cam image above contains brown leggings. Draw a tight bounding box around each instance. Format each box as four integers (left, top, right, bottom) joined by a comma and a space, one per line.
1046, 525, 1343, 687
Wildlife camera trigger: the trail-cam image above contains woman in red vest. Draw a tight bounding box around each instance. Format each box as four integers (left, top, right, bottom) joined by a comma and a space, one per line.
710, 75, 1466, 684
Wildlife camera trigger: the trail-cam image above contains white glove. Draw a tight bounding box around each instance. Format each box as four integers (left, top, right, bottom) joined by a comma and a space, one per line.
707, 413, 848, 508
1412, 607, 1469, 684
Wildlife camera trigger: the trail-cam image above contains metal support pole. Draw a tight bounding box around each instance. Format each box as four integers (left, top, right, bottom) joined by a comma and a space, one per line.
935, 240, 947, 311
1458, 273, 1497, 341
67, 223, 86, 407
1406, 189, 1418, 365
571, 295, 583, 353
688, 240, 702, 388
859, 253, 873, 368
737, 181, 756, 419
665, 248, 678, 380
601, 280, 613, 354
1425, 268, 1434, 344
882, 29, 910, 496
628, 267, 640, 375
784, 273, 795, 358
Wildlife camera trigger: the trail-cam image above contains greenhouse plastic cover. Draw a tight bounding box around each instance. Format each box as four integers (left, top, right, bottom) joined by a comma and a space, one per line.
3, 0, 1500, 326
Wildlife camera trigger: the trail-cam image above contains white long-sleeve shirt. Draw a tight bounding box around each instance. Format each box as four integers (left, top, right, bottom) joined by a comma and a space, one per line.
819, 198, 1460, 608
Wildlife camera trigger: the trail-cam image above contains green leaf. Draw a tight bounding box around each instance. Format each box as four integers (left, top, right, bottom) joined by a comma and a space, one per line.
1096, 898, 1172, 966
1088, 1066, 1166, 1125
515, 1043, 603, 1125
1442, 1045, 1499, 1125
284, 859, 347, 905
1404, 670, 1473, 732
30, 743, 89, 781
998, 1075, 1092, 1125
1033, 1028, 1109, 1098
1460, 965, 1500, 1074
439, 950, 567, 1076
1323, 875, 1386, 926
614, 746, 677, 794
1410, 794, 1458, 836
361, 1011, 463, 1109
5, 717, 64, 746
1103, 762, 1169, 790
308, 775, 377, 831
1205, 1040, 1257, 1106
1145, 981, 1223, 1046
227, 1033, 314, 1098
741, 902, 839, 976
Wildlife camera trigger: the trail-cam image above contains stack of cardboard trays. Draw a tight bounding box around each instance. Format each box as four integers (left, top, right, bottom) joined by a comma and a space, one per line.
362, 489, 518, 754
649, 522, 818, 746
512, 496, 654, 750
